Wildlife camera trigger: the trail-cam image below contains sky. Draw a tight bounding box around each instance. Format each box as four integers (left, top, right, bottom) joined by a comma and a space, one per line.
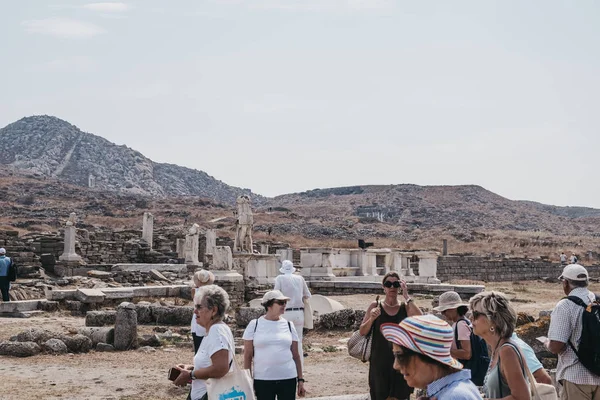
1, 1, 599, 207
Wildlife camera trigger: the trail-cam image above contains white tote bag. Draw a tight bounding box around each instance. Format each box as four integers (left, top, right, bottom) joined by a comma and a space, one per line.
303, 298, 314, 329
205, 346, 256, 400
525, 364, 558, 400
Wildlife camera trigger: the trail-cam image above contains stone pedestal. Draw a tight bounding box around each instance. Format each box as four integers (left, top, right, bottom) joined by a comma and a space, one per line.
142, 212, 154, 249
59, 226, 82, 262
260, 244, 269, 254
415, 251, 441, 284
205, 229, 217, 257
213, 246, 233, 271
276, 249, 294, 263
176, 238, 186, 259
300, 248, 335, 281
185, 230, 200, 266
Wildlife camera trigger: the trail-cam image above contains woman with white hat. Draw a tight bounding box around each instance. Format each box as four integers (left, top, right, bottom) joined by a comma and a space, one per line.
243, 290, 306, 399
434, 292, 473, 363
274, 260, 311, 365
380, 314, 481, 400
190, 270, 215, 353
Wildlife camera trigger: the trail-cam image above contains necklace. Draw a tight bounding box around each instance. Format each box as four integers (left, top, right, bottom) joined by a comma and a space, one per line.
383, 301, 400, 307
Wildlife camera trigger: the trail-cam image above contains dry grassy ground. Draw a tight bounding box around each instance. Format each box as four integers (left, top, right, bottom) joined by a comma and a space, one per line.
1, 280, 598, 400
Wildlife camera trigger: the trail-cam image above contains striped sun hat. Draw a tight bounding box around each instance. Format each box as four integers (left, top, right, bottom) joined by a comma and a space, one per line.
380, 314, 462, 369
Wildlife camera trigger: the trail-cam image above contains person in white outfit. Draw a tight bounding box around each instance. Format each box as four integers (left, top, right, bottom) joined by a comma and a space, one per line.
274, 260, 311, 365
191, 270, 215, 353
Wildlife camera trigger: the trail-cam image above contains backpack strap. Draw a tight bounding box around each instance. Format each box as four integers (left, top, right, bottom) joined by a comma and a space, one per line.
567, 295, 587, 308
287, 321, 291, 333
454, 318, 471, 350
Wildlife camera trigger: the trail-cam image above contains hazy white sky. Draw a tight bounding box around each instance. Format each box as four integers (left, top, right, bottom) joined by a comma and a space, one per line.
1, 1, 599, 207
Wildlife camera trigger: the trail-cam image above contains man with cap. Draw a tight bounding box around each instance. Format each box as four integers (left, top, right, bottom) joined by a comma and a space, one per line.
274, 260, 311, 366
547, 264, 600, 399
0, 248, 12, 301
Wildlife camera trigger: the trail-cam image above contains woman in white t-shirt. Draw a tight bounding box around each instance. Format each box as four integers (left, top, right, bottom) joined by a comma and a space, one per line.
243, 290, 306, 400
191, 270, 215, 354
173, 285, 234, 400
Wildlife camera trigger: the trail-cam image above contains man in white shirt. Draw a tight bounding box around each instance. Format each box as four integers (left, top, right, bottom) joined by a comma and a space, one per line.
274, 260, 311, 367
547, 264, 600, 400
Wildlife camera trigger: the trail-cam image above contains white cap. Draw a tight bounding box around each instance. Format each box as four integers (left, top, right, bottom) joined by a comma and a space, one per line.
261, 290, 290, 305
559, 264, 589, 281
0, 248, 6, 254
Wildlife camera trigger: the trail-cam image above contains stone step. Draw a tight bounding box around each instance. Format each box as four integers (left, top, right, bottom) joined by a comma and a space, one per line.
0, 299, 46, 313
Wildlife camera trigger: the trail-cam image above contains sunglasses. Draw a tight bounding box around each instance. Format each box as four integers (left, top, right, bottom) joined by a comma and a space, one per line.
384, 281, 401, 288
195, 304, 207, 311
393, 348, 417, 366
273, 300, 288, 305
471, 310, 486, 319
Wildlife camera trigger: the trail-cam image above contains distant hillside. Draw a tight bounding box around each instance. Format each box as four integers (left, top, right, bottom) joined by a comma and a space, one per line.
267, 185, 600, 236
0, 116, 261, 204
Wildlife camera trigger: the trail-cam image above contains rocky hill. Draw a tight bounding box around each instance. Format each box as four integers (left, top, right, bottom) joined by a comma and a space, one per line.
268, 185, 600, 238
0, 116, 259, 205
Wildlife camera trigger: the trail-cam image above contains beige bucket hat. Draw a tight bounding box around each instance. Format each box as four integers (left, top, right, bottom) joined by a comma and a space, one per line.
433, 291, 469, 312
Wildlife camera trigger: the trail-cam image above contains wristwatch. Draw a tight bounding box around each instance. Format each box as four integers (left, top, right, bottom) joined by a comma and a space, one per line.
405, 297, 413, 304
190, 369, 197, 380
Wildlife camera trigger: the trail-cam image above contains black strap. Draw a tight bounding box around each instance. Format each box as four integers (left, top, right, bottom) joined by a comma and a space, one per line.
567, 295, 587, 308
287, 321, 291, 332
454, 318, 471, 350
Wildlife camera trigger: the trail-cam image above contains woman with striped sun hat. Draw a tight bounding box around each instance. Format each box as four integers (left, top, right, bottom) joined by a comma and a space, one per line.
380, 314, 481, 400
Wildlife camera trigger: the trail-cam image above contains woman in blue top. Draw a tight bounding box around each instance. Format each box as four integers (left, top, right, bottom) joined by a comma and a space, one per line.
380, 314, 481, 400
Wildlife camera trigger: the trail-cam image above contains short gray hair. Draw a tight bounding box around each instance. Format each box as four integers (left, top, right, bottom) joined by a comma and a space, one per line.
565, 278, 588, 288
469, 291, 516, 339
194, 284, 230, 319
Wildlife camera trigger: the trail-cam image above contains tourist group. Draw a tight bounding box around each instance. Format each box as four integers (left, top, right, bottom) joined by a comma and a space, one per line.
170, 261, 599, 400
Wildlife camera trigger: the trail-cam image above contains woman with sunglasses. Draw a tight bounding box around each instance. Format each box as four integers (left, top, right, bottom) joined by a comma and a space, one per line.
243, 290, 305, 400
380, 314, 481, 400
359, 272, 422, 400
172, 285, 234, 400
469, 291, 530, 400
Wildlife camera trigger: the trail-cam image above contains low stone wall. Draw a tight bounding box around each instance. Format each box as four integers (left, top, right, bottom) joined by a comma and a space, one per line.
438, 256, 600, 282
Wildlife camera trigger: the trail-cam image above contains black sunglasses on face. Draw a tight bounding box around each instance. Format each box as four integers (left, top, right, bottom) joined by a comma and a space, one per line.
393, 348, 416, 366
274, 300, 287, 305
471, 310, 485, 319
384, 281, 401, 288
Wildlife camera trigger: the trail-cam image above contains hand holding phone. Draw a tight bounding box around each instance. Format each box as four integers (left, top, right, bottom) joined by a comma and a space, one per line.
168, 367, 181, 381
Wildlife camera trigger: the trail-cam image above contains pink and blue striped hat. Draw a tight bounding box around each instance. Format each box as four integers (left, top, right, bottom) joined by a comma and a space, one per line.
380, 314, 462, 369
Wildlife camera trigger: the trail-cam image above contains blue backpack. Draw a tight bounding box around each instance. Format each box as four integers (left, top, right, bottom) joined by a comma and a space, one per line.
454, 318, 490, 386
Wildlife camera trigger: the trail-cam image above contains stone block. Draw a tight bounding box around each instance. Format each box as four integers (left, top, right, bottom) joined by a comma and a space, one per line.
43, 338, 68, 354
61, 334, 92, 353
96, 342, 115, 352
150, 269, 168, 281
76, 289, 106, 303
114, 302, 138, 350
0, 341, 42, 357
112, 264, 188, 274
87, 270, 112, 280
85, 311, 117, 327
78, 327, 115, 346
235, 307, 265, 327
45, 287, 77, 301
150, 305, 193, 326
100, 288, 134, 299
0, 300, 41, 313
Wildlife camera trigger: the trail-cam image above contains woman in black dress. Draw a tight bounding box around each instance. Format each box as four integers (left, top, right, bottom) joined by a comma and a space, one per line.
358, 272, 422, 400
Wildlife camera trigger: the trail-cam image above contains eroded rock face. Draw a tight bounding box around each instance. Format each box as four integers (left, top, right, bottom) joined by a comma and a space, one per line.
235, 308, 265, 327
43, 338, 68, 354
0, 341, 42, 357
138, 334, 161, 347
78, 327, 115, 346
